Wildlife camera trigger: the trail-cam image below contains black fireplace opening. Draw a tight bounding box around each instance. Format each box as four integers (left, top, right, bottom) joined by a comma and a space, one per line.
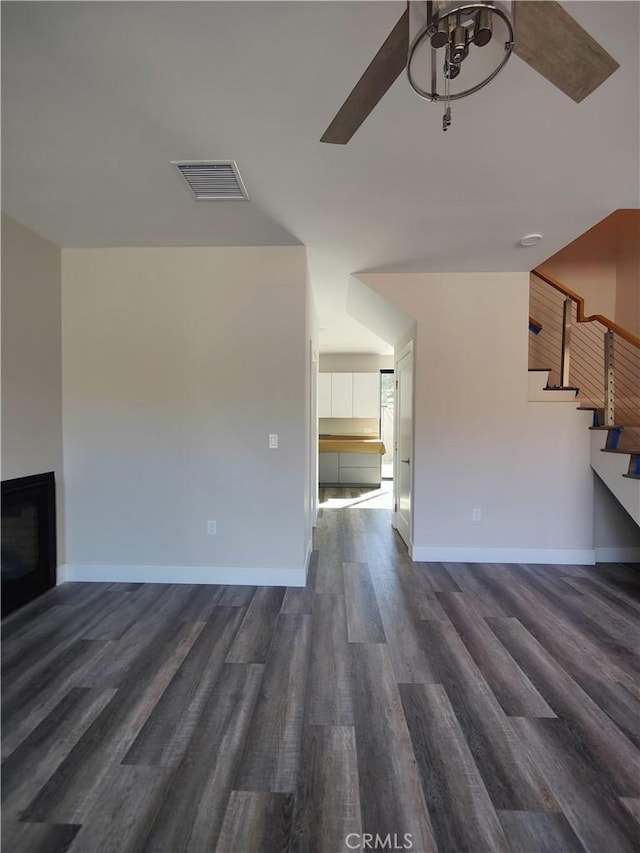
2, 472, 57, 618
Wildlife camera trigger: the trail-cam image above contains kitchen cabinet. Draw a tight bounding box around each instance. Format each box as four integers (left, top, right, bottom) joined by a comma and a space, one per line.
338, 451, 381, 485
330, 373, 353, 418
352, 372, 380, 418
317, 372, 332, 418
318, 372, 380, 419
319, 450, 382, 486
318, 452, 339, 483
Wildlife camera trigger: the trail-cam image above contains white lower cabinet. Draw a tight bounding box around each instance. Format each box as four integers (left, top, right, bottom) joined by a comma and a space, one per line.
318, 452, 339, 483
319, 452, 381, 485
338, 466, 380, 485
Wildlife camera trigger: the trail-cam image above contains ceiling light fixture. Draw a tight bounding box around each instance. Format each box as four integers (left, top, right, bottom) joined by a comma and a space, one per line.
407, 1, 514, 131
520, 233, 543, 246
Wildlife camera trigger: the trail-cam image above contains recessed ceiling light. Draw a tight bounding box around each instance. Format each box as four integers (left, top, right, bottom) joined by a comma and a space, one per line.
520, 233, 543, 246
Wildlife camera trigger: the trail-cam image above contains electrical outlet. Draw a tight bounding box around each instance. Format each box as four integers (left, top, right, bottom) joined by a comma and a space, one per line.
207, 520, 217, 535
472, 508, 482, 522
269, 434, 278, 449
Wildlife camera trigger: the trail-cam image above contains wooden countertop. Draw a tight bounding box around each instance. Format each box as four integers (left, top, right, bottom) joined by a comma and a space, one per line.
319, 436, 386, 455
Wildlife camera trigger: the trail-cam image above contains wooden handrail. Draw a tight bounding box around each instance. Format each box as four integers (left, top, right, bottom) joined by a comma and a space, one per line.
531, 269, 640, 349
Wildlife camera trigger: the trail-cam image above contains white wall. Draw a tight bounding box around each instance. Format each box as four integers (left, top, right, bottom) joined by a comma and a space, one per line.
305, 258, 319, 539
61, 246, 309, 585
319, 353, 394, 372
359, 272, 595, 563
1, 215, 64, 559
593, 473, 640, 561
319, 418, 379, 436
346, 275, 413, 348
1, 215, 63, 480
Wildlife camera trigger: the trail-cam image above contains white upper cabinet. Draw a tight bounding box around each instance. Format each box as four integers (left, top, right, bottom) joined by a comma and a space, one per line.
318, 372, 332, 418
352, 372, 380, 418
318, 372, 380, 419
330, 373, 353, 418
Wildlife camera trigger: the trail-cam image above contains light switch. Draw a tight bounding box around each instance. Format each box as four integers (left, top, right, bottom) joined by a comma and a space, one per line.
269, 434, 278, 449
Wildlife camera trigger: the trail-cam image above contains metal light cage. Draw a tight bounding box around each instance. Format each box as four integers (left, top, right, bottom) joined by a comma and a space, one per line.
407, 3, 515, 102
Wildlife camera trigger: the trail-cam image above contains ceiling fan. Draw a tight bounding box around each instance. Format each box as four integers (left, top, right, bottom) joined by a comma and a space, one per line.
321, 1, 619, 142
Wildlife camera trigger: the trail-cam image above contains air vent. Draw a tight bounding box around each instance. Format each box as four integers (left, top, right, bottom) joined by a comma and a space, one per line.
171, 160, 249, 201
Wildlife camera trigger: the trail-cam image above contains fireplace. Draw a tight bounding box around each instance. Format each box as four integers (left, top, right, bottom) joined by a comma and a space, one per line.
1, 472, 57, 617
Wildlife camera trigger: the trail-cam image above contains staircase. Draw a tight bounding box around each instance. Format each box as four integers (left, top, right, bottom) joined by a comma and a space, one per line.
589, 427, 640, 526
528, 270, 640, 527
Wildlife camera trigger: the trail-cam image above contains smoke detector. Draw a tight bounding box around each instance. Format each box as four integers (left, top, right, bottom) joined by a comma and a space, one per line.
520, 233, 543, 246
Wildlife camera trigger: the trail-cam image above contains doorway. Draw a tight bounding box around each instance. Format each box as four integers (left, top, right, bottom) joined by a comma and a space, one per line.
317, 364, 394, 511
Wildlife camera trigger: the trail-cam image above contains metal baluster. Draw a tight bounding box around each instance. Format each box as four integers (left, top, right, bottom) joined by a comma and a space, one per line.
560, 297, 572, 386
604, 330, 615, 426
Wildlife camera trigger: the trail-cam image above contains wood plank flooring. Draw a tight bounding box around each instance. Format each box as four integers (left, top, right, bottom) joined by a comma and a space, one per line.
3, 490, 640, 852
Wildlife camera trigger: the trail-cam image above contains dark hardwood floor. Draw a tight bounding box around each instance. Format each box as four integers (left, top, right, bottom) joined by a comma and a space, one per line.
2, 489, 640, 852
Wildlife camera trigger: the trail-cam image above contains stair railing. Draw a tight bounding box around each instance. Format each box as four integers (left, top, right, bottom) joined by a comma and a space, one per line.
529, 270, 640, 439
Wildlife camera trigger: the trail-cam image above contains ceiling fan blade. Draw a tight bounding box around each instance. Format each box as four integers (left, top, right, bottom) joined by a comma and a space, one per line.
321, 8, 409, 144
513, 1, 619, 103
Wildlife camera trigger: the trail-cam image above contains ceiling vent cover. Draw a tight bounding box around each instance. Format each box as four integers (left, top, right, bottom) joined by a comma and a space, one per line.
171, 160, 249, 200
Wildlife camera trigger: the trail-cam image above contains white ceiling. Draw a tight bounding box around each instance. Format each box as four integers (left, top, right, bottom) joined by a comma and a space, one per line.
2, 1, 639, 354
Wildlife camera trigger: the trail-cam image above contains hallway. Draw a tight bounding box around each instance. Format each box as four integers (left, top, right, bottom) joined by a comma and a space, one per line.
2, 498, 640, 852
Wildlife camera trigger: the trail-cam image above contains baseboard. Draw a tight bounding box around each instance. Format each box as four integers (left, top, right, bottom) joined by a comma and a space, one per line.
410, 546, 596, 565
304, 536, 313, 583
58, 563, 307, 587
595, 547, 640, 563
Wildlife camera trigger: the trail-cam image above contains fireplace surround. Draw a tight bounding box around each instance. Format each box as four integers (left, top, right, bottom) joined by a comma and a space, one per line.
1, 471, 57, 617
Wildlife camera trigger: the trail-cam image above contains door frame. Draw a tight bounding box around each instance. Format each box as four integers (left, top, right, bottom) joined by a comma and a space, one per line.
309, 341, 319, 531
393, 340, 414, 552
379, 368, 395, 481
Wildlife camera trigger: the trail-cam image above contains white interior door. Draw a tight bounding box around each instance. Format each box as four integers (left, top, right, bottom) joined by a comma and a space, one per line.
394, 343, 413, 550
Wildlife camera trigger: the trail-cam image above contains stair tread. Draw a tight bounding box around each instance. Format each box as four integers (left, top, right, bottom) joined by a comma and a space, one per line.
546, 385, 579, 391
623, 473, 640, 480
590, 424, 640, 429
601, 446, 640, 454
